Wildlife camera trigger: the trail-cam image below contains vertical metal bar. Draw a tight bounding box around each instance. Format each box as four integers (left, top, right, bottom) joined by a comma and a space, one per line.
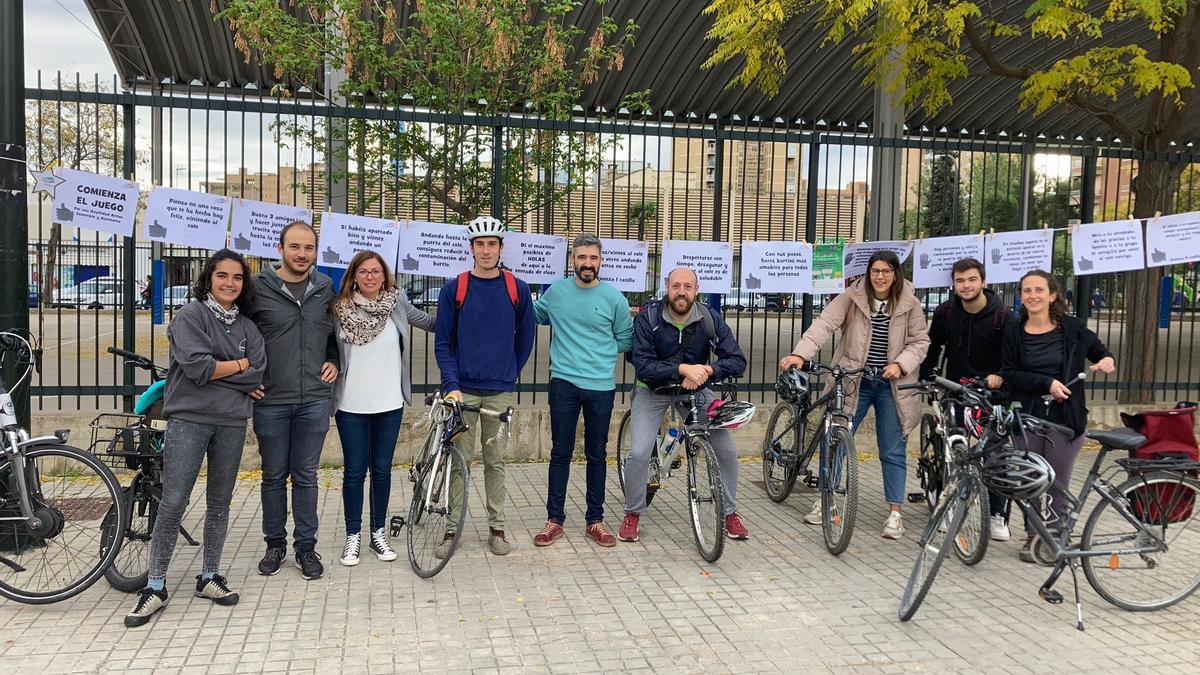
121, 102, 137, 412
802, 134, 821, 331
0, 0, 29, 427
711, 122, 724, 243
1075, 151, 1097, 322
491, 124, 504, 220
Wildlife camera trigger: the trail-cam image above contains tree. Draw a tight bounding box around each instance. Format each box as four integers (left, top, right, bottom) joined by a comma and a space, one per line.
921, 153, 965, 238
220, 0, 643, 226
703, 0, 1200, 403
627, 200, 657, 239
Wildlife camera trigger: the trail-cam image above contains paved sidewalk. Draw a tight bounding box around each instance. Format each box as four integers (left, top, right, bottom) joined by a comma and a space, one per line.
1, 455, 1199, 674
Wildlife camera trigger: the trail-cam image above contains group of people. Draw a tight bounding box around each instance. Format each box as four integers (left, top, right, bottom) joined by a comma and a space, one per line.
124, 216, 1117, 629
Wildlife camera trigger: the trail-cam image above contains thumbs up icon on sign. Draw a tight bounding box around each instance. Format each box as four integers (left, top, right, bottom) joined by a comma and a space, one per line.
402, 254, 420, 271
148, 220, 167, 238
233, 233, 251, 251
1078, 256, 1094, 271
1152, 248, 1167, 263
322, 246, 343, 264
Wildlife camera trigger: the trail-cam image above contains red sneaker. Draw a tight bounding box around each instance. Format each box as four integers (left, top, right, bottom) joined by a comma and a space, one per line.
725, 513, 749, 540
533, 521, 564, 547
585, 521, 617, 547
618, 513, 640, 542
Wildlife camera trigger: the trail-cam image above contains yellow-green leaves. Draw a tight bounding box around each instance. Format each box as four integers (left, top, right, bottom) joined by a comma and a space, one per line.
1021, 46, 1192, 114
701, 0, 794, 94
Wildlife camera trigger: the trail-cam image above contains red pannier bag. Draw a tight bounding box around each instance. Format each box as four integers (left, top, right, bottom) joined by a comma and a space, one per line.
1120, 403, 1199, 524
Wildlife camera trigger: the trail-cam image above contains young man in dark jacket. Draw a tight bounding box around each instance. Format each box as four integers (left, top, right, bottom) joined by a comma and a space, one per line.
919, 257, 1016, 541
245, 221, 340, 581
618, 267, 749, 543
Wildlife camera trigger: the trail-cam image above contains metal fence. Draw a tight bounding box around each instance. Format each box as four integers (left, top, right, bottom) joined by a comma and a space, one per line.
20, 73, 1200, 412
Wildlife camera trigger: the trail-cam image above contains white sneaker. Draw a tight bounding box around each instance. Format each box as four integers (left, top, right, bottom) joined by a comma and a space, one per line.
340, 533, 361, 567
369, 528, 398, 562
882, 511, 905, 539
989, 515, 1011, 542
802, 500, 822, 525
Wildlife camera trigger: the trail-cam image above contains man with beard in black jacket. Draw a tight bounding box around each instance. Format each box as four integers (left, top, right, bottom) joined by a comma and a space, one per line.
920, 257, 1016, 542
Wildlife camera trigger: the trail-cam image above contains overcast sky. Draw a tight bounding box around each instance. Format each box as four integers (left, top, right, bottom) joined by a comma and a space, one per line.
23, 0, 118, 81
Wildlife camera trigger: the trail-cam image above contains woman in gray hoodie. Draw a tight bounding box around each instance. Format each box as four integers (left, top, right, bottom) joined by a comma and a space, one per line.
125, 249, 266, 628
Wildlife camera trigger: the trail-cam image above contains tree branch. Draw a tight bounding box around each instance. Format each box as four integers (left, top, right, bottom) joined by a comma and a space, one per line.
962, 16, 1034, 81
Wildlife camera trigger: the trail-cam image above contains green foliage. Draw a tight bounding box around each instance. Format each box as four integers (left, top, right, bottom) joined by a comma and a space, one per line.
921, 154, 966, 238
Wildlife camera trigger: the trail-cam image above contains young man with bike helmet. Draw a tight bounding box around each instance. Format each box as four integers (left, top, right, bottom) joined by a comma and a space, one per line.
531, 234, 633, 549
919, 257, 1017, 541
619, 267, 749, 543
433, 215, 536, 556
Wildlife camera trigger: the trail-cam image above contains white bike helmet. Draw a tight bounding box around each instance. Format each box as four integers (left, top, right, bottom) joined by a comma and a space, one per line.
982, 450, 1056, 501
707, 400, 757, 430
466, 216, 507, 240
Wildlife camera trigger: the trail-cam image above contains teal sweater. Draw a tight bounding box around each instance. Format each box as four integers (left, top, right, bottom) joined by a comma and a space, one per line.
534, 279, 633, 391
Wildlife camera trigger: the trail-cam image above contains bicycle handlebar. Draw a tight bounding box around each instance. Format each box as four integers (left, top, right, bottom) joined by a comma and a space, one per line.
1022, 415, 1076, 441
107, 346, 142, 360
423, 394, 514, 424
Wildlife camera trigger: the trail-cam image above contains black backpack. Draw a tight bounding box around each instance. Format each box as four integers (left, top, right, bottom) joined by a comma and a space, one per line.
626, 301, 718, 365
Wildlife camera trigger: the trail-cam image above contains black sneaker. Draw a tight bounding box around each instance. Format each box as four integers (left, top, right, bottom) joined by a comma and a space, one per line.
295, 550, 324, 580
195, 574, 239, 606
124, 587, 168, 628
258, 546, 286, 576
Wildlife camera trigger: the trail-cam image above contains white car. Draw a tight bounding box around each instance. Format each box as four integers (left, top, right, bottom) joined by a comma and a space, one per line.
53, 276, 125, 309
163, 285, 194, 309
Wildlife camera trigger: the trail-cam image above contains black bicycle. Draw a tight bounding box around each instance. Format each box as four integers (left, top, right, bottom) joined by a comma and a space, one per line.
761, 363, 862, 555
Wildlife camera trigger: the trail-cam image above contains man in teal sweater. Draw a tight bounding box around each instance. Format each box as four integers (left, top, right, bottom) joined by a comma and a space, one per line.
532, 234, 634, 548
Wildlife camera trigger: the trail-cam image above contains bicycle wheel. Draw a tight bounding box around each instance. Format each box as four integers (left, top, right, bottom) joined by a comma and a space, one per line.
950, 461, 990, 567
616, 409, 631, 496
103, 473, 159, 592
917, 414, 944, 510
687, 438, 726, 563
0, 444, 126, 604
899, 475, 972, 621
821, 425, 858, 556
762, 403, 800, 502
407, 445, 469, 578
1080, 472, 1200, 611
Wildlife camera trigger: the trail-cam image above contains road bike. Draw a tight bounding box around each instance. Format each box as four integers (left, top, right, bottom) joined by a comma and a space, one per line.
0, 330, 126, 604
391, 393, 512, 578
760, 363, 862, 555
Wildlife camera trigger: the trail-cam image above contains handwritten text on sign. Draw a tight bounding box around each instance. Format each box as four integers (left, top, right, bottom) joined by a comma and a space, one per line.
143, 187, 230, 251
228, 199, 312, 260
599, 238, 648, 292
912, 234, 986, 288
660, 240, 733, 294
1145, 212, 1200, 268
843, 241, 913, 278
740, 241, 813, 294
52, 168, 139, 238
1072, 220, 1145, 276
318, 212, 400, 269
504, 232, 568, 285
984, 229, 1056, 283
397, 221, 472, 278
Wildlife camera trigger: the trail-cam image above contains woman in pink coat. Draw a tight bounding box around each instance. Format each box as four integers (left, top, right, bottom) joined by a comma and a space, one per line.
780, 251, 930, 539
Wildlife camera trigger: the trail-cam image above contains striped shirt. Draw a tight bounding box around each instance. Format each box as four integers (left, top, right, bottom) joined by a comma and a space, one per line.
866, 299, 890, 368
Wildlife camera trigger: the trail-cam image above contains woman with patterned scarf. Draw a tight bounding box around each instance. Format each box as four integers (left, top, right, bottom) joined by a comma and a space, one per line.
331, 250, 435, 566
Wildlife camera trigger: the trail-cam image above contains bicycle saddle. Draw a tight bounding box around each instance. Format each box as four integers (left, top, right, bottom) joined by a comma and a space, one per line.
1086, 428, 1146, 451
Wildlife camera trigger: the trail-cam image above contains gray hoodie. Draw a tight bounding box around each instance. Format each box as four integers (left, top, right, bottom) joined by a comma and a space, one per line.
245, 264, 340, 405
163, 301, 266, 427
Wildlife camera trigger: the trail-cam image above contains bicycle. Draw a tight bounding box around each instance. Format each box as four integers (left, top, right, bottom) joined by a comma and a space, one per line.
91, 346, 199, 592
390, 393, 513, 578
900, 378, 991, 566
615, 383, 744, 562
760, 363, 862, 555
0, 330, 127, 604
899, 377, 1200, 629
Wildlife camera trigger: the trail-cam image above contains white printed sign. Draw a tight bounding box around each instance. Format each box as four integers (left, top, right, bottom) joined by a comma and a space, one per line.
143, 187, 230, 250
52, 168, 139, 238
843, 240, 913, 278
316, 212, 400, 269
660, 240, 733, 294
599, 238, 648, 292
912, 234, 986, 289
397, 220, 472, 278
504, 232, 568, 285
984, 229, 1056, 283
228, 199, 311, 259
1072, 219, 1146, 276
740, 241, 813, 294
1145, 212, 1200, 268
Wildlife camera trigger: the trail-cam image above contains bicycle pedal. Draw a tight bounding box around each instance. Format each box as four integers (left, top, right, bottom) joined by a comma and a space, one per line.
802, 473, 818, 489
906, 492, 926, 504
1038, 587, 1064, 604
647, 481, 662, 489
670, 457, 682, 470
389, 515, 405, 537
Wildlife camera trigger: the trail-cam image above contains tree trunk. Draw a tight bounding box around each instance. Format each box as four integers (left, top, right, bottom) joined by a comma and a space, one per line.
39, 223, 60, 307
1119, 158, 1187, 404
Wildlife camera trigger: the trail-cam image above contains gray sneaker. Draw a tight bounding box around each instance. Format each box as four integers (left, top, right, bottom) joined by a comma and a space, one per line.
124, 587, 168, 628
802, 501, 822, 525
488, 529, 512, 556
882, 511, 905, 539
433, 532, 455, 560
194, 574, 239, 606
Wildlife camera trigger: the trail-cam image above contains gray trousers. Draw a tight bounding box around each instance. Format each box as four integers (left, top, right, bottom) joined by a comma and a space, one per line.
1018, 426, 1087, 536
623, 387, 739, 516
148, 419, 246, 582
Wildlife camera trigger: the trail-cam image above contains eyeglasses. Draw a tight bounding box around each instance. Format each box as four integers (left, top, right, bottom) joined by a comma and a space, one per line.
869, 268, 895, 277
356, 268, 384, 278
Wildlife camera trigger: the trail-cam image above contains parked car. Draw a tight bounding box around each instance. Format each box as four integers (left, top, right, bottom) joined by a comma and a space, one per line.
163, 285, 194, 309
27, 284, 39, 308
52, 276, 125, 309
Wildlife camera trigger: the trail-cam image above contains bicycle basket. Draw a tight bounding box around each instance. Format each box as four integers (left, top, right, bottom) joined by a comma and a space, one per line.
1121, 403, 1198, 524
89, 413, 162, 471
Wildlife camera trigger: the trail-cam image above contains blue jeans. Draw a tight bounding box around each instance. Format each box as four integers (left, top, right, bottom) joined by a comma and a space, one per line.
335, 407, 404, 535
546, 378, 615, 525
253, 400, 331, 553
852, 375, 907, 505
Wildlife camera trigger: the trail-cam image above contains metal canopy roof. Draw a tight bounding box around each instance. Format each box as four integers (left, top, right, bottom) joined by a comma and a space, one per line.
82, 0, 1196, 143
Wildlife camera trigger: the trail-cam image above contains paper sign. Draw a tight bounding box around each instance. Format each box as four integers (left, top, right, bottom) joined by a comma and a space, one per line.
1072, 219, 1146, 276
740, 241, 813, 294
843, 240, 913, 278
1145, 212, 1200, 268
143, 187, 230, 250
984, 229, 1056, 283
599, 238, 648, 292
316, 212, 400, 269
52, 168, 139, 238
228, 199, 311, 260
660, 240, 733, 294
503, 232, 568, 285
812, 242, 846, 295
912, 234, 987, 289
397, 220, 472, 278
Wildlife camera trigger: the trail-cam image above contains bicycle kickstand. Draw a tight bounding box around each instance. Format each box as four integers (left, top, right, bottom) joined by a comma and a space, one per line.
179, 526, 200, 547
1068, 560, 1086, 632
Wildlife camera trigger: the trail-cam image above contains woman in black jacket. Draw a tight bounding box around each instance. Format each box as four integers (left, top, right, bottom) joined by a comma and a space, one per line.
1001, 269, 1115, 562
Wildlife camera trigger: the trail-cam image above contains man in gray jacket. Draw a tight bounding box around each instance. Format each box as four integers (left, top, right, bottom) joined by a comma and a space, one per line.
245, 221, 340, 581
